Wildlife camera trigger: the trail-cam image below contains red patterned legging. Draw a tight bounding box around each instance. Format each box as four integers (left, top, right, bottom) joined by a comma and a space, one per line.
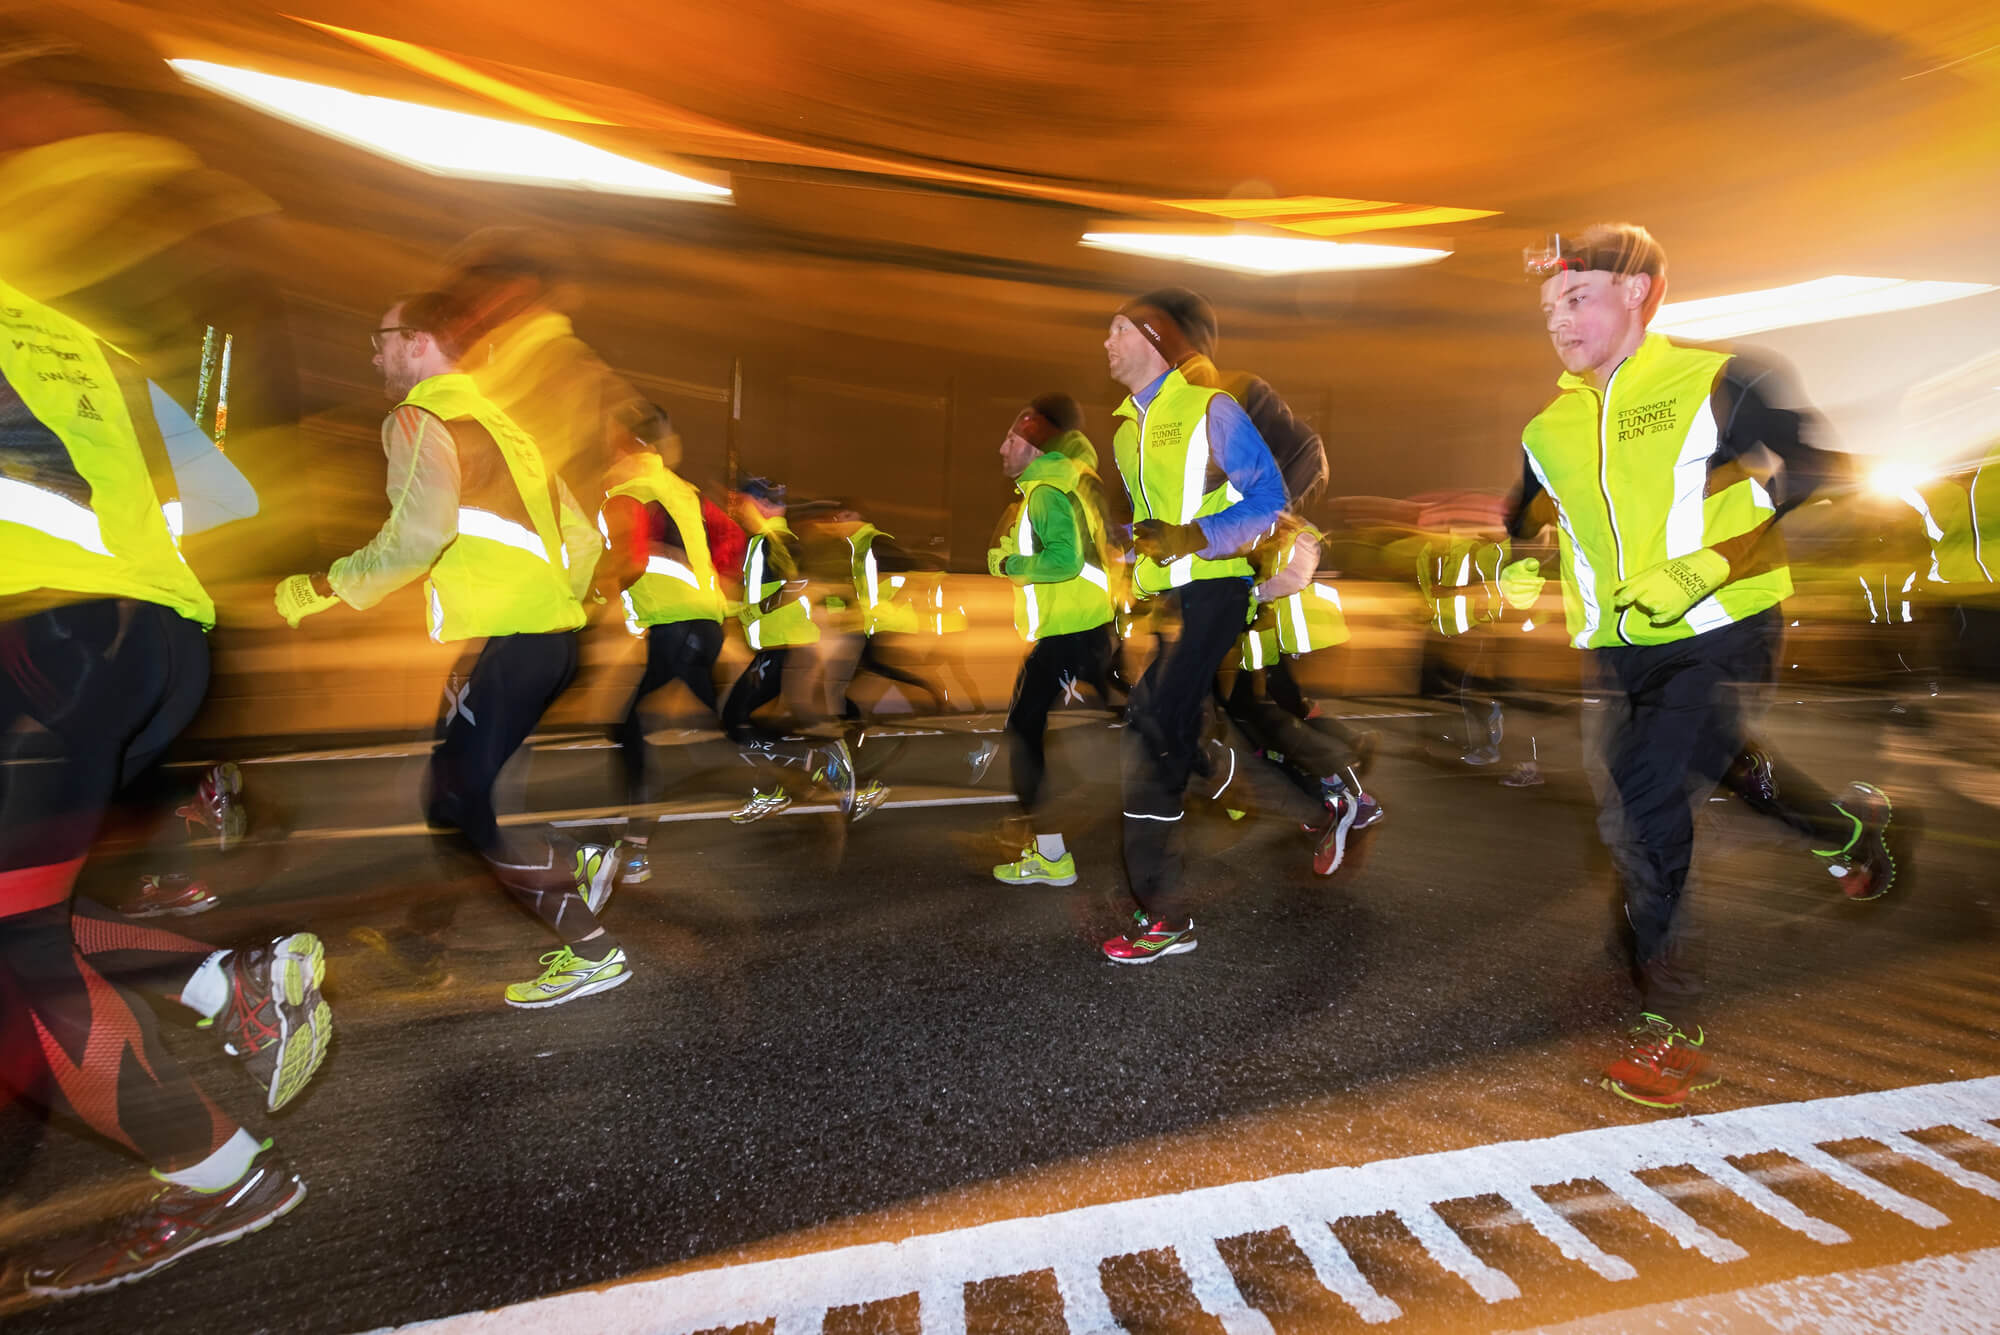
0, 601, 235, 1172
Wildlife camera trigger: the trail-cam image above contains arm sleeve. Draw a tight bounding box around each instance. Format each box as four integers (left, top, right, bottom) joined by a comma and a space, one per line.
1254, 530, 1320, 602
1707, 356, 1856, 572
554, 476, 601, 602
1713, 357, 1854, 518
1193, 394, 1288, 558
1505, 450, 1553, 540
327, 406, 460, 610
1004, 487, 1085, 584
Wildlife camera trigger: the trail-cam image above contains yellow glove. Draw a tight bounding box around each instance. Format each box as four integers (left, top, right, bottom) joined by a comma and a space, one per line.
274, 573, 341, 628
1613, 548, 1730, 626
1500, 557, 1545, 611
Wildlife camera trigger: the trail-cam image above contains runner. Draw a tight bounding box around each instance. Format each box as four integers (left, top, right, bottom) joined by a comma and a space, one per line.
1098, 293, 1287, 963
1508, 224, 1897, 1108
273, 290, 629, 1009
2, 278, 332, 1296
986, 394, 1117, 887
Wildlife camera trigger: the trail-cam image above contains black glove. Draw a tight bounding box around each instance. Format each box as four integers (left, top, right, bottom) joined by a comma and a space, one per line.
1132, 519, 1207, 562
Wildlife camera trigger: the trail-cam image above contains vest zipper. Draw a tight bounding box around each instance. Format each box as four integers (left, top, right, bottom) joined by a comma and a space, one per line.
1594, 360, 1632, 646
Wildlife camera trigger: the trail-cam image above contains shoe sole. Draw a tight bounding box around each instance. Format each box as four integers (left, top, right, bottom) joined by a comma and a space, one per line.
122, 898, 220, 919
994, 872, 1077, 887
1104, 940, 1197, 964
266, 934, 332, 1113
730, 803, 793, 825
505, 966, 632, 1009
578, 847, 618, 916
1313, 808, 1357, 876
1601, 1073, 1720, 1109
25, 1175, 307, 1297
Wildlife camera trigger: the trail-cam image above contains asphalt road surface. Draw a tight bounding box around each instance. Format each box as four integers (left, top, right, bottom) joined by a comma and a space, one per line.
4, 690, 1999, 1334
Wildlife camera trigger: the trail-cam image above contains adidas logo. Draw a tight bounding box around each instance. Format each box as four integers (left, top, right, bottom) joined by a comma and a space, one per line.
75, 393, 100, 421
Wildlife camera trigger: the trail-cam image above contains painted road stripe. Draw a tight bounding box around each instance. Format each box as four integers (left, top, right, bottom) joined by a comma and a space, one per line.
1511, 1243, 2000, 1334
287, 790, 1016, 842
372, 1076, 2000, 1335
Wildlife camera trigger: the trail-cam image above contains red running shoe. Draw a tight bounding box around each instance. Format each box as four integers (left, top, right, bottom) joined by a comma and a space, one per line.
25, 1146, 305, 1297
1602, 1013, 1719, 1109
1313, 790, 1358, 875
1101, 911, 1197, 964
178, 762, 247, 852
122, 874, 219, 919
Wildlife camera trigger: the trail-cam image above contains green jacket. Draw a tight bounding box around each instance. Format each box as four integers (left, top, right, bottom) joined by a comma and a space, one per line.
992, 445, 1113, 641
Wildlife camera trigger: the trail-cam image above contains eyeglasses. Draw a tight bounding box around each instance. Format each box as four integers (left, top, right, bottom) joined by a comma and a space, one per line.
370, 325, 417, 352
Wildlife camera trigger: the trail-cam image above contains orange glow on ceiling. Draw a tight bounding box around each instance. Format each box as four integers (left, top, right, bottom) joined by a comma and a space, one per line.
291, 17, 611, 124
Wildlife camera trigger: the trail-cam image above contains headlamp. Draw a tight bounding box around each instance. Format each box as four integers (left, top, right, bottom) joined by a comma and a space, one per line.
1524, 234, 1590, 280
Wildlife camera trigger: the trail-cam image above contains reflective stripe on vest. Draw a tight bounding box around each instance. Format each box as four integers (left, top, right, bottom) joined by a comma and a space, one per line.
458, 507, 553, 562
0, 476, 111, 555
1014, 489, 1112, 641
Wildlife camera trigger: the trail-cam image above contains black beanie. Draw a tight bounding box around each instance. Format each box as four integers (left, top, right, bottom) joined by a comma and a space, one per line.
1129, 287, 1218, 360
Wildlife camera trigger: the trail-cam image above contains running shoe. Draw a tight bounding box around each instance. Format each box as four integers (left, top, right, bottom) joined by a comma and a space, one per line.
1101, 911, 1197, 964
1461, 744, 1502, 767
615, 843, 651, 887
993, 845, 1077, 887
1501, 761, 1545, 788
122, 874, 219, 919
574, 843, 617, 916
812, 739, 858, 816
1601, 1013, 1719, 1109
966, 738, 1000, 784
1821, 782, 1895, 901
177, 762, 247, 851
1313, 789, 1358, 876
24, 1145, 306, 1297
850, 780, 890, 822
1352, 792, 1386, 831
201, 933, 332, 1114
730, 786, 793, 824
503, 945, 630, 1008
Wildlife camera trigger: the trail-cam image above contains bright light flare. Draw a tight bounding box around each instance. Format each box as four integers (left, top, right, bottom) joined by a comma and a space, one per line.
1652, 276, 1994, 341
1081, 232, 1449, 275
169, 60, 730, 201
1868, 459, 1936, 497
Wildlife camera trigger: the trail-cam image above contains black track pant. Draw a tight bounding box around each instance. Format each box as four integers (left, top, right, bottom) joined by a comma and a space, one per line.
1007, 623, 1115, 825
0, 600, 234, 1171
616, 618, 724, 809
425, 632, 609, 948
1122, 579, 1253, 923
1220, 663, 1355, 790
1585, 608, 1852, 1016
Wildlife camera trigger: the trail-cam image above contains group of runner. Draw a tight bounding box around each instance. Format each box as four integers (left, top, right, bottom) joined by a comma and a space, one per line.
3, 212, 1907, 1301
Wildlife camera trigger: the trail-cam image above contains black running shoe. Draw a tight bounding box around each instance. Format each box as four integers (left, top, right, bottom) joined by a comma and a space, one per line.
1824, 782, 1895, 902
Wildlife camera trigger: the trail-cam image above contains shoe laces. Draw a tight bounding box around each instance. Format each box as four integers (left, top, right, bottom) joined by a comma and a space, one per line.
534, 947, 581, 978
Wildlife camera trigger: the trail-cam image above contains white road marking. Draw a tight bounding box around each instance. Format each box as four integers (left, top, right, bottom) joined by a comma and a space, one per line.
286, 790, 1016, 842
370, 1076, 2000, 1335
1511, 1243, 2000, 1334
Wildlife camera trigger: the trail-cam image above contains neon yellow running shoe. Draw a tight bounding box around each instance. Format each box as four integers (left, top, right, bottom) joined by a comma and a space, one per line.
993, 845, 1077, 887
503, 945, 631, 1009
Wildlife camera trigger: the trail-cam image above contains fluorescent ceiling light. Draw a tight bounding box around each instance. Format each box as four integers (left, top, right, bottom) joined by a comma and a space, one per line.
1081, 232, 1448, 275
1652, 275, 1994, 341
169, 60, 729, 201
1159, 195, 1496, 238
